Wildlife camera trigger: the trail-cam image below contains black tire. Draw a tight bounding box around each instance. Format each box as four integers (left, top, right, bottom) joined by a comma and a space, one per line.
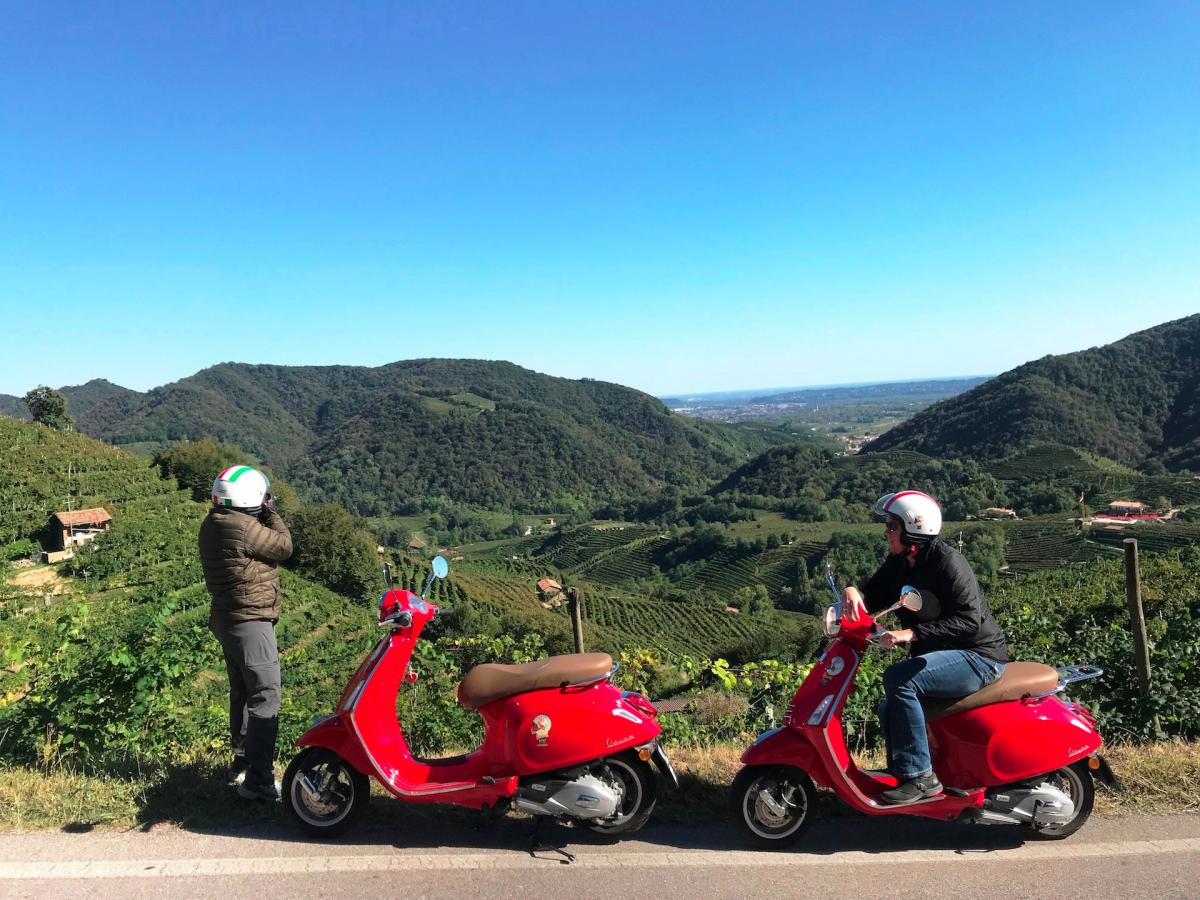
729, 765, 815, 850
282, 747, 371, 838
1030, 760, 1095, 840
588, 751, 658, 835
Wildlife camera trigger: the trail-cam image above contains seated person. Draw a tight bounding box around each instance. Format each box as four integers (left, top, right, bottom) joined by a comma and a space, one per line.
843, 490, 1008, 804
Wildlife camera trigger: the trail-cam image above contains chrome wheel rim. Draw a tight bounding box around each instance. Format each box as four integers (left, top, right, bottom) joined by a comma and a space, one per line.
743, 774, 807, 839
290, 760, 356, 828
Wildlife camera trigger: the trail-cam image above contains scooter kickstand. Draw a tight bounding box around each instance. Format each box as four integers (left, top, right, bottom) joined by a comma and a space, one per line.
529, 815, 575, 864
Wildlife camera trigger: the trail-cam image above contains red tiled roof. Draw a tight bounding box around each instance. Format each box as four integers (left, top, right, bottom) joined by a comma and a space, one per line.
537, 578, 563, 592
53, 508, 112, 527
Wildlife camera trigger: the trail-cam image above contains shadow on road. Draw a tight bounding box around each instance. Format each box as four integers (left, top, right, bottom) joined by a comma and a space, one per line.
129, 761, 1029, 858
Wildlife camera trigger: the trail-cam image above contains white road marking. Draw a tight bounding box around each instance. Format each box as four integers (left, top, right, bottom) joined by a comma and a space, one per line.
1, 838, 1198, 880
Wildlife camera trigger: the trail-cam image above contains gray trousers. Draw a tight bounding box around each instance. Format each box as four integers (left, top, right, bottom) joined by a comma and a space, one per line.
209, 617, 280, 773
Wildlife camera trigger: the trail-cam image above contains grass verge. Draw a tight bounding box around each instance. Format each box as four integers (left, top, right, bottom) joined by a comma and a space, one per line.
1, 740, 1196, 833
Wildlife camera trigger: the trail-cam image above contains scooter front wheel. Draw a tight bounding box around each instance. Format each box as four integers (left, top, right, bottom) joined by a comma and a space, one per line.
283, 747, 371, 838
730, 764, 815, 850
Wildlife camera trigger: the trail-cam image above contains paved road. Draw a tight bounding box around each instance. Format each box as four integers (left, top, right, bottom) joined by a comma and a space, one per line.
2, 813, 1198, 899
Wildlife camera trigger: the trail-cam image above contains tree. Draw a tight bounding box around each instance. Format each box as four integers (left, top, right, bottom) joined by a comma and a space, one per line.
153, 439, 300, 511
287, 503, 381, 599
154, 439, 243, 502
24, 386, 73, 430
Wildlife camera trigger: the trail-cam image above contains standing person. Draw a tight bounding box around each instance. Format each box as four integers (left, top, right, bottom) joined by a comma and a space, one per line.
842, 490, 1008, 804
199, 465, 292, 801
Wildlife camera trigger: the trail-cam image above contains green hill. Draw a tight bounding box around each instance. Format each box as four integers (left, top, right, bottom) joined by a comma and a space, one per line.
59, 359, 781, 515
0, 379, 142, 422
866, 314, 1200, 470
712, 443, 1004, 520
0, 418, 814, 767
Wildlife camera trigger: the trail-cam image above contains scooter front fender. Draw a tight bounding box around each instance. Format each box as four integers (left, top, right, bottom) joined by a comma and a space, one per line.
741, 726, 820, 771
294, 713, 373, 777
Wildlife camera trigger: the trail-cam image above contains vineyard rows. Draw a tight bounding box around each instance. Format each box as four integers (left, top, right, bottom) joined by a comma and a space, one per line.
676, 549, 760, 597
1002, 522, 1111, 574
987, 444, 1118, 480
1085, 523, 1200, 556
579, 591, 767, 657
565, 535, 669, 585
532, 526, 655, 570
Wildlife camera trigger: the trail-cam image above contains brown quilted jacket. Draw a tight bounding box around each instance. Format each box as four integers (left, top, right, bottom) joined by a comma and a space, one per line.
199, 506, 293, 623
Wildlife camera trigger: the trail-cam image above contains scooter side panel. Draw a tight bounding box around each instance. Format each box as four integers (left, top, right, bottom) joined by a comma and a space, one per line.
480, 682, 661, 774
930, 697, 1102, 786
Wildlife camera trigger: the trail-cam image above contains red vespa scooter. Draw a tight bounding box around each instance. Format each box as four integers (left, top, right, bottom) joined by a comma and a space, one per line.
730, 576, 1117, 848
282, 556, 677, 838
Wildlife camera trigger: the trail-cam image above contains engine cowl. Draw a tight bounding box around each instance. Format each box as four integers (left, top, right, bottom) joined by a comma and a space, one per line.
514, 773, 619, 819
985, 781, 1076, 825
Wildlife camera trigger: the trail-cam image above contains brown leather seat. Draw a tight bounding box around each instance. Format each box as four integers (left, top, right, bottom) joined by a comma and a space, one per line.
457, 652, 614, 711
923, 661, 1060, 722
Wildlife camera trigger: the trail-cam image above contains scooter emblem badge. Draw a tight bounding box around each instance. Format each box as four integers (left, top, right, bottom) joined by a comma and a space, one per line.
531, 715, 552, 746
822, 656, 845, 682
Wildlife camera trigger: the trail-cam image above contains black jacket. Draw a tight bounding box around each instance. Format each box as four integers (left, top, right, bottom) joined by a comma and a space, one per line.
861, 538, 1008, 662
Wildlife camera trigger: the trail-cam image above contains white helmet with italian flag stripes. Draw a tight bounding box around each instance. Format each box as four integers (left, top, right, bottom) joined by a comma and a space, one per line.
212, 465, 270, 509
873, 490, 942, 542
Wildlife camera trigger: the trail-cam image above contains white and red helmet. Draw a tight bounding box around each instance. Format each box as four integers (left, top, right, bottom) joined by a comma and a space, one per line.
874, 490, 942, 542
212, 465, 270, 509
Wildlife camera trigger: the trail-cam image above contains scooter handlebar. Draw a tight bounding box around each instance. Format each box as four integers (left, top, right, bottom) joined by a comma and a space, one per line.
380, 609, 413, 628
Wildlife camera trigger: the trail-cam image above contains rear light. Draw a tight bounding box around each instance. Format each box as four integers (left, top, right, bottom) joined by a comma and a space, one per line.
622, 691, 658, 719
1065, 701, 1098, 728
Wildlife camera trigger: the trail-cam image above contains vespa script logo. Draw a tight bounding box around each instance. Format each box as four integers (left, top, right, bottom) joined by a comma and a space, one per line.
531, 715, 552, 747
606, 734, 636, 749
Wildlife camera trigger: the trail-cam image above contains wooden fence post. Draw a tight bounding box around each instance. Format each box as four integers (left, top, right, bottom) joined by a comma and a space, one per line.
567, 586, 585, 654
1123, 538, 1152, 697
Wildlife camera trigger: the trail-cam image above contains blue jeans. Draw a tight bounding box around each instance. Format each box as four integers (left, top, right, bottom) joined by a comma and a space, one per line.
879, 650, 1005, 780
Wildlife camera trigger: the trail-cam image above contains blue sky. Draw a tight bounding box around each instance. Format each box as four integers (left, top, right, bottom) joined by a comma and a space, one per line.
1, 1, 1196, 397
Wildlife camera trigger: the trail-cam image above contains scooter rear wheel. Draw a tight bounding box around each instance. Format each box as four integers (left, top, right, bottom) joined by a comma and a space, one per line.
283, 748, 371, 838
1029, 760, 1095, 840
588, 751, 658, 835
730, 764, 814, 850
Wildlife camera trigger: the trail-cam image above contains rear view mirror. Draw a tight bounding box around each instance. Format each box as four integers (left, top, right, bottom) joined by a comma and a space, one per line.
899, 585, 923, 613
823, 605, 841, 637
432, 556, 449, 579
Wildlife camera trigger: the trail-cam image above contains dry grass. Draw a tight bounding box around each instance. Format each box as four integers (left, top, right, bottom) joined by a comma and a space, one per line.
1, 740, 1196, 832
1095, 740, 1200, 815
0, 765, 141, 831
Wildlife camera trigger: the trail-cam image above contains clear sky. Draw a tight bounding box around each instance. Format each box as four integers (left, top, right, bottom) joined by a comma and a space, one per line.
1, 1, 1197, 398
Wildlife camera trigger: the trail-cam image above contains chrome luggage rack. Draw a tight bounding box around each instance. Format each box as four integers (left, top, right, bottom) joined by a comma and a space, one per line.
1029, 663, 1104, 699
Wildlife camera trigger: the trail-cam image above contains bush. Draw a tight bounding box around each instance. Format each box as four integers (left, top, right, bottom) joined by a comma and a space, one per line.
287, 504, 382, 599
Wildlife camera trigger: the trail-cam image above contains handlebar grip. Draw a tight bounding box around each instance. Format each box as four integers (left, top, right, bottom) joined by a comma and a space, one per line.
380, 610, 413, 628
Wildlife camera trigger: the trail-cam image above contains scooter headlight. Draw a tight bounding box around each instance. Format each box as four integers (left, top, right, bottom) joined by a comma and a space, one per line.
823, 606, 841, 637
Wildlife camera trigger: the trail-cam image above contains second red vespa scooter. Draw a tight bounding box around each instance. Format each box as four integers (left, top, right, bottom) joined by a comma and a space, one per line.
282, 556, 677, 838
729, 574, 1118, 848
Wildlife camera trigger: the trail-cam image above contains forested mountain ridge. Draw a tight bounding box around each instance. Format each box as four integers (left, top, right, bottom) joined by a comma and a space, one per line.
34, 359, 779, 514
0, 378, 141, 420
866, 314, 1200, 471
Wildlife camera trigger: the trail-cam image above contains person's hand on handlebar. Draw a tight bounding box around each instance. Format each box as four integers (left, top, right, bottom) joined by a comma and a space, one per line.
842, 586, 867, 623
876, 629, 914, 650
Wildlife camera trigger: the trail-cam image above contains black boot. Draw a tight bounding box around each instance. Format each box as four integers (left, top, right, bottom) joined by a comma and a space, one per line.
237, 716, 280, 801
226, 754, 249, 785
881, 772, 942, 805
